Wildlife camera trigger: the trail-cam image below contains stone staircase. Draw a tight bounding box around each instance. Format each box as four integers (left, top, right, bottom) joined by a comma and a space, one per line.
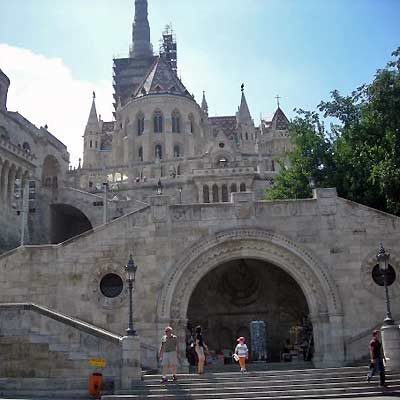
102, 366, 400, 400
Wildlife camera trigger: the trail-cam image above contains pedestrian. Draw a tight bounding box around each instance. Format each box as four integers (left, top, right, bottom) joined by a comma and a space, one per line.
195, 325, 208, 374
367, 330, 387, 387
159, 326, 179, 383
234, 336, 248, 372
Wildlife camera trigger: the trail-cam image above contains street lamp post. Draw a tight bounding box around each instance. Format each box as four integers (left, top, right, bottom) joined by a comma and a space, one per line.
102, 182, 108, 224
156, 178, 163, 195
178, 187, 182, 204
124, 254, 138, 336
376, 244, 394, 325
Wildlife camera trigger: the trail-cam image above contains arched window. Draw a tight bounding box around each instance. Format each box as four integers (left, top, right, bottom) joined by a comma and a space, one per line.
153, 110, 163, 133
22, 142, 31, 153
245, 132, 249, 140
271, 160, 275, 171
240, 183, 246, 192
203, 185, 210, 203
90, 140, 93, 148
221, 184, 228, 202
189, 114, 195, 133
172, 110, 181, 133
138, 147, 143, 162
155, 144, 162, 159
137, 113, 144, 136
177, 165, 181, 175
230, 183, 237, 193
173, 145, 181, 158
212, 184, 219, 203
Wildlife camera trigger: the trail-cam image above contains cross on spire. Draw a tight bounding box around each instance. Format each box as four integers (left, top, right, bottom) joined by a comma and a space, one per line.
241, 83, 245, 92
275, 94, 281, 108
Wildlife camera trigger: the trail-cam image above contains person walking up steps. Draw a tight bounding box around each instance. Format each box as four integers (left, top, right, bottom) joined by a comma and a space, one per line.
159, 326, 179, 383
367, 330, 387, 387
235, 336, 248, 372
195, 325, 208, 374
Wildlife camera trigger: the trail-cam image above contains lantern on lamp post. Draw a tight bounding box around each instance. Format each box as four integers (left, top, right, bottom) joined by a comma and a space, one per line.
124, 254, 138, 336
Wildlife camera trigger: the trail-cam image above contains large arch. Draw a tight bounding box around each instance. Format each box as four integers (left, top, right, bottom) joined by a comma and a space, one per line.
157, 228, 344, 367
50, 203, 93, 243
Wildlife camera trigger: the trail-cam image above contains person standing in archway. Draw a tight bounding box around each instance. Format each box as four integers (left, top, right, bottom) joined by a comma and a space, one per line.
159, 326, 179, 383
195, 325, 208, 374
235, 336, 249, 372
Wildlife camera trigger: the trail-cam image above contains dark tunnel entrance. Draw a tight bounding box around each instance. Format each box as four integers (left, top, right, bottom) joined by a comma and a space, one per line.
50, 204, 93, 243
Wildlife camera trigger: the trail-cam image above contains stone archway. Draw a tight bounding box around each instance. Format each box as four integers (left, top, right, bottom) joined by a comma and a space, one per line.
157, 228, 344, 367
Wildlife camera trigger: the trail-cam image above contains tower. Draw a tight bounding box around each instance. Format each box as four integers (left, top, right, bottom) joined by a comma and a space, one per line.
159, 24, 177, 75
236, 84, 256, 152
113, 0, 155, 112
0, 68, 10, 111
129, 0, 153, 58
83, 92, 101, 168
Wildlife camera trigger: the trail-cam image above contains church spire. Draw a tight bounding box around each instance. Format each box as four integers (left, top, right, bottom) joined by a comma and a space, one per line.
84, 91, 99, 136
130, 0, 153, 58
236, 83, 252, 123
201, 91, 208, 116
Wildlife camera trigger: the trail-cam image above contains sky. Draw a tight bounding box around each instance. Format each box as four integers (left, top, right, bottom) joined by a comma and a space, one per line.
0, 0, 399, 166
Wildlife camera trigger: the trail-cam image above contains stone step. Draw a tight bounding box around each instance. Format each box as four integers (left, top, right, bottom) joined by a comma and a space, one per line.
103, 386, 400, 400
135, 375, 400, 391
103, 367, 400, 400
142, 367, 392, 383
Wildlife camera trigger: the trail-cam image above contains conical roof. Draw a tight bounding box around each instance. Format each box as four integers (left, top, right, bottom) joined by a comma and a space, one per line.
271, 106, 289, 130
236, 91, 252, 123
201, 91, 208, 115
133, 56, 191, 99
84, 92, 99, 135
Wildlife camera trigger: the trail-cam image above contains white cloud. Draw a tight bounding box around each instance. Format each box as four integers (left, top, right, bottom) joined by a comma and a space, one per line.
0, 43, 113, 166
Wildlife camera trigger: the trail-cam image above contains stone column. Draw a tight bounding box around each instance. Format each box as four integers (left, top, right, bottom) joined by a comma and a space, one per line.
170, 318, 189, 374
381, 324, 400, 370
2, 164, 9, 205
120, 335, 142, 390
7, 168, 16, 205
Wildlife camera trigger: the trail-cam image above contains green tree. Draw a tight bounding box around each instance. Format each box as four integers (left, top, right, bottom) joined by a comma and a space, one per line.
267, 47, 400, 215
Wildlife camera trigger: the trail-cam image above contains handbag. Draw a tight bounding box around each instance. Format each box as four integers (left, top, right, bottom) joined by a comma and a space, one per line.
233, 353, 239, 362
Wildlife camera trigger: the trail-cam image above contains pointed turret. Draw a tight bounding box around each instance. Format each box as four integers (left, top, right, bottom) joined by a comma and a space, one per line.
236, 84, 252, 124
201, 91, 208, 116
84, 91, 99, 136
271, 106, 289, 131
130, 0, 153, 58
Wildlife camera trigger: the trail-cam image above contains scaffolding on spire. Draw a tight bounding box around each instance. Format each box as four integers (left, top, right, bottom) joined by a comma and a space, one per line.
159, 24, 177, 75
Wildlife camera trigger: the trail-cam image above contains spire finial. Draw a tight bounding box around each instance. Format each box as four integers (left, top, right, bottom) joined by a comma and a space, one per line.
93, 91, 96, 99
241, 83, 244, 92
275, 94, 281, 108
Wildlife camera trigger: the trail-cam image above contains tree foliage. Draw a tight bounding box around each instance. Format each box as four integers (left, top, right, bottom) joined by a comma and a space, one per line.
267, 47, 400, 216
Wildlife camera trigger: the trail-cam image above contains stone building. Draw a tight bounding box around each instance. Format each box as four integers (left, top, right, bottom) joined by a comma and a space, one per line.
0, 68, 70, 253
1, 0, 400, 388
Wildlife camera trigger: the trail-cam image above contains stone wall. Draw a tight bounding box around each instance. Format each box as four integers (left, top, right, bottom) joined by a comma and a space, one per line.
0, 189, 399, 369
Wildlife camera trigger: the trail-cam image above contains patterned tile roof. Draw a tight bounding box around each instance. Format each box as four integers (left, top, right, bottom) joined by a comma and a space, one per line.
133, 56, 191, 99
209, 116, 237, 141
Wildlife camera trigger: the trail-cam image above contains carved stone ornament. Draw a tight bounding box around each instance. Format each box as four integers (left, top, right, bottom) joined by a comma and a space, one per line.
89, 259, 129, 309
157, 228, 342, 323
361, 248, 400, 300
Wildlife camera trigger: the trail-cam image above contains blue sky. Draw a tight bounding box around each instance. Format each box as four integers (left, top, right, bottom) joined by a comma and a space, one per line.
0, 0, 399, 165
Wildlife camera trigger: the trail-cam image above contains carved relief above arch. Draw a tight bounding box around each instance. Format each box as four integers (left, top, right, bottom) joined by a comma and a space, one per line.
157, 228, 343, 323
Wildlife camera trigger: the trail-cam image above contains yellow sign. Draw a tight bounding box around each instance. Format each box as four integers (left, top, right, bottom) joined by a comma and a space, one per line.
89, 358, 106, 368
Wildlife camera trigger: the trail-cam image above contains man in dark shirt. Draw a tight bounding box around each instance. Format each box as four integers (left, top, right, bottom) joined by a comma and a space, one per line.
367, 330, 387, 387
